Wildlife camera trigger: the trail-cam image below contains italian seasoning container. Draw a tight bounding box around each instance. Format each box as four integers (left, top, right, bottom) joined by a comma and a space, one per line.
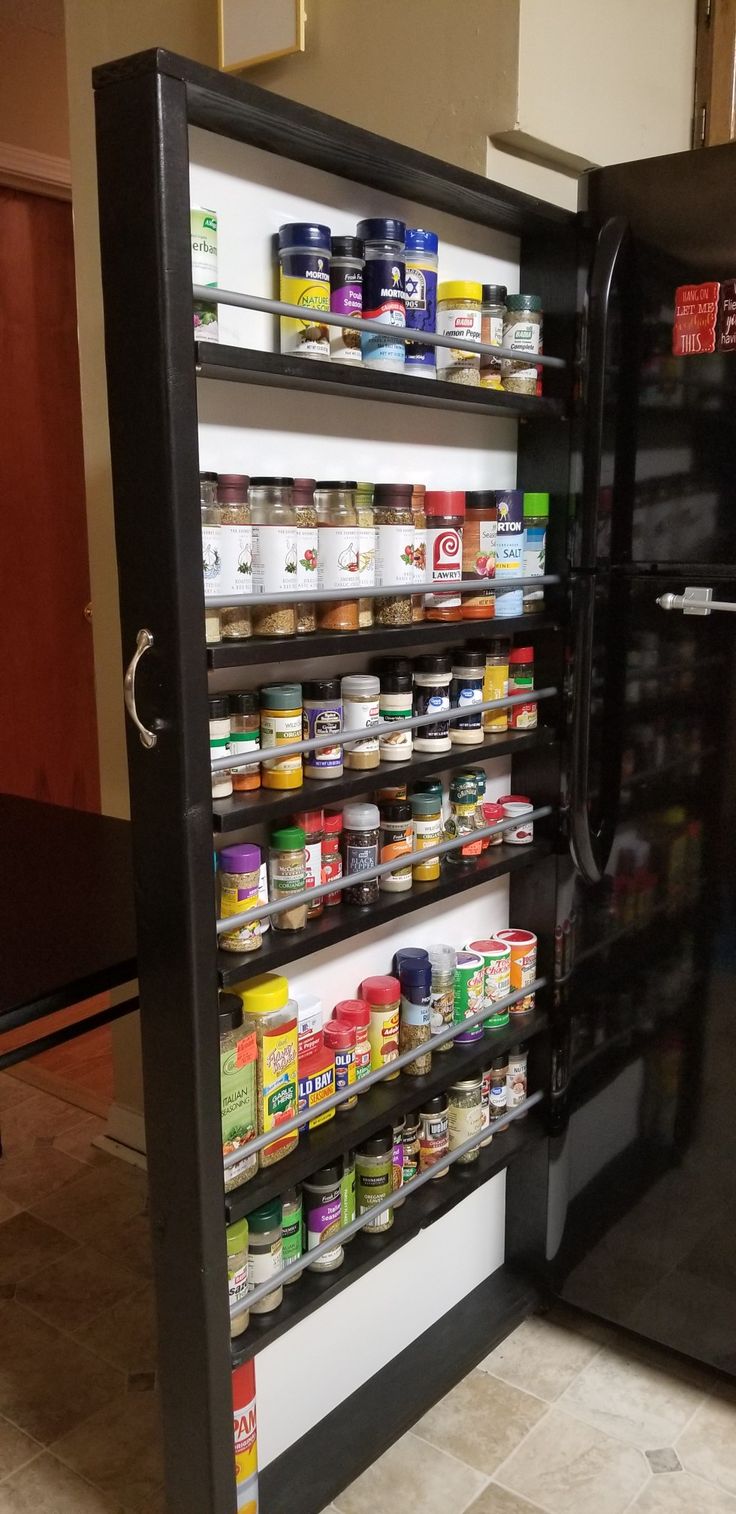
219, 993, 258, 1191
330, 234, 363, 363
503, 293, 543, 395
315, 480, 360, 632
277, 222, 330, 359
302, 679, 343, 779
357, 216, 406, 373
342, 674, 380, 769
424, 491, 464, 620
343, 801, 380, 906
303, 1165, 345, 1270
250, 477, 297, 636
356, 1130, 394, 1231
404, 227, 439, 377
419, 1094, 449, 1179
217, 474, 252, 639
373, 483, 414, 626
294, 478, 318, 635
462, 490, 496, 620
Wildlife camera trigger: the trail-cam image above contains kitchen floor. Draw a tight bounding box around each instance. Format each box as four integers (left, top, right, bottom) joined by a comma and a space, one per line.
3, 1070, 736, 1514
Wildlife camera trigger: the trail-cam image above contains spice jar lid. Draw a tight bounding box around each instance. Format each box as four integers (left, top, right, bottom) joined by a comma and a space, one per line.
355, 481, 374, 499
449, 1076, 482, 1092
438, 280, 482, 302
450, 775, 477, 801
358, 1127, 394, 1157
420, 1094, 448, 1115
270, 825, 306, 850
468, 938, 510, 956
485, 638, 510, 655
217, 473, 250, 487
405, 227, 439, 255
380, 800, 412, 822
248, 1198, 282, 1232
322, 809, 343, 835
278, 222, 331, 251
219, 843, 261, 874
482, 283, 507, 304
293, 477, 316, 491
428, 943, 456, 972
343, 801, 380, 830
491, 1055, 509, 1071
357, 217, 406, 243
304, 1163, 343, 1189
411, 778, 443, 795
509, 647, 534, 662
398, 958, 431, 988
496, 794, 532, 804
200, 470, 218, 482
379, 669, 413, 693
229, 691, 259, 716
218, 991, 243, 1033
315, 480, 358, 490
410, 792, 441, 817
334, 998, 370, 1028
302, 678, 341, 701
424, 490, 466, 518
393, 1116, 406, 1136
393, 947, 429, 973
451, 649, 486, 670
506, 293, 542, 312
456, 949, 484, 969
465, 490, 496, 512
260, 684, 302, 708
239, 973, 289, 1015
509, 1042, 527, 1055
331, 235, 363, 258
250, 476, 295, 486
523, 492, 550, 518
293, 809, 324, 833
341, 674, 380, 696
323, 1020, 355, 1050
360, 975, 400, 1006
208, 694, 230, 720
494, 929, 536, 946
226, 1219, 248, 1254
373, 483, 414, 505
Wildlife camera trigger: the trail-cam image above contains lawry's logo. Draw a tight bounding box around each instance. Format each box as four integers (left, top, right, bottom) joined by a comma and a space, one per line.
432, 528, 461, 579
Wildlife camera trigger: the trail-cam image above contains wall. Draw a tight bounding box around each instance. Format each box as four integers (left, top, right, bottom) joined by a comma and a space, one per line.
0, 12, 69, 161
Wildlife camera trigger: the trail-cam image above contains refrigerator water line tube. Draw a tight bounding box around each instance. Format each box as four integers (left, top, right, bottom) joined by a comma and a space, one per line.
193, 284, 567, 369
210, 685, 558, 770
205, 573, 562, 610
231, 1089, 545, 1312
224, 977, 547, 1167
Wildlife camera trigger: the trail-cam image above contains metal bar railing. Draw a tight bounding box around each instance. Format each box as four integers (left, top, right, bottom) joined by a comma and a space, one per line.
205, 574, 561, 611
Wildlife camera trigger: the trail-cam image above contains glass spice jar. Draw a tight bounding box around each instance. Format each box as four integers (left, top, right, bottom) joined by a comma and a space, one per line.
481, 638, 510, 733
303, 678, 343, 780
446, 775, 483, 865
201, 471, 222, 643
219, 992, 258, 1190
428, 943, 456, 1048
355, 1130, 395, 1232
294, 808, 324, 919
268, 826, 308, 931
294, 478, 318, 635
260, 684, 303, 791
419, 1094, 449, 1179
462, 490, 496, 620
480, 284, 507, 390
218, 843, 263, 954
342, 674, 380, 769
229, 692, 260, 792
217, 473, 252, 640
502, 294, 543, 395
209, 695, 232, 800
424, 491, 464, 620
315, 481, 360, 632
410, 790, 442, 882
321, 808, 343, 905
436, 281, 482, 385
342, 801, 380, 906
372, 483, 414, 627
250, 477, 297, 637
355, 481, 376, 629
447, 1076, 483, 1163
411, 483, 427, 622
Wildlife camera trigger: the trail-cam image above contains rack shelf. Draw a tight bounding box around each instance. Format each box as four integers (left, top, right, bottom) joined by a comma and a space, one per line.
231, 1108, 543, 1363
206, 611, 558, 670
196, 342, 566, 421
225, 1008, 547, 1222
214, 726, 557, 833
218, 837, 553, 987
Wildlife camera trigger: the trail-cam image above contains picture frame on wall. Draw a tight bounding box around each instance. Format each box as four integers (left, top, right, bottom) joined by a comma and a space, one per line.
218, 0, 306, 72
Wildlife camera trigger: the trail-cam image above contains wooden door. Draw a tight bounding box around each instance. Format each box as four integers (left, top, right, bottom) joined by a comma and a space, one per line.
0, 188, 99, 810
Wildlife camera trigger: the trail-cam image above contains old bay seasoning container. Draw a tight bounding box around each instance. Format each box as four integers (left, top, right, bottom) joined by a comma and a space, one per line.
278, 222, 330, 359
335, 998, 372, 1083
298, 1030, 336, 1130
360, 975, 400, 1080
239, 973, 298, 1166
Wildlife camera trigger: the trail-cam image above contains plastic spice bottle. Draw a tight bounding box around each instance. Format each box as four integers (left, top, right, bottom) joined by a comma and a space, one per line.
239, 973, 298, 1165
410, 790, 442, 882
448, 1076, 483, 1164
424, 491, 465, 620
392, 1117, 406, 1206
277, 222, 330, 359
380, 799, 413, 893
268, 826, 308, 931
467, 938, 511, 1027
250, 478, 297, 636
508, 647, 537, 729
428, 943, 456, 1048
404, 228, 439, 377
522, 493, 549, 614
218, 843, 263, 955
360, 976, 401, 1079
356, 1130, 395, 1231
357, 217, 406, 373
411, 483, 427, 622
372, 483, 414, 626
494, 489, 525, 619
342, 674, 380, 769
343, 801, 380, 906
419, 1094, 449, 1179
209, 695, 232, 800
281, 1187, 303, 1282
260, 684, 302, 791
335, 999, 371, 1082
217, 474, 252, 640
454, 949, 486, 1043
294, 478, 318, 635
297, 1031, 335, 1129
481, 638, 510, 733
341, 1151, 357, 1235
247, 1199, 283, 1313
398, 952, 432, 1076
229, 692, 260, 792
402, 1115, 420, 1183
450, 649, 486, 745
413, 653, 452, 753
379, 666, 413, 762
355, 481, 375, 629
502, 294, 543, 395
330, 234, 363, 364
462, 490, 496, 620
507, 1044, 529, 1110
294, 809, 324, 919
323, 1019, 357, 1110
219, 992, 258, 1190
436, 281, 482, 385
303, 1165, 345, 1270
321, 809, 343, 905
480, 284, 507, 390
201, 472, 222, 643
227, 1219, 250, 1336
296, 992, 323, 1063
315, 481, 360, 632
302, 679, 343, 779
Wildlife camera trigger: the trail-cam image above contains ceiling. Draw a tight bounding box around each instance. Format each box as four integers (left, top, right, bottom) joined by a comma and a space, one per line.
0, 0, 64, 35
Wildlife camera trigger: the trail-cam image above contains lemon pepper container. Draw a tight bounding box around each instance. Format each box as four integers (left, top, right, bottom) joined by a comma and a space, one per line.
436, 282, 482, 385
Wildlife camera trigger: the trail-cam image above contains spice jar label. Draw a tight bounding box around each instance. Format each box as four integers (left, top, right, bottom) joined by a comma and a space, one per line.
357, 526, 376, 588
220, 524, 253, 598
369, 1007, 399, 1067
202, 524, 222, 599
306, 1191, 342, 1248
252, 524, 298, 594
303, 706, 342, 769
375, 524, 416, 586
401, 994, 431, 1028
425, 526, 462, 610
318, 527, 360, 587
297, 524, 319, 589
260, 1026, 297, 1154
346, 840, 378, 874
279, 250, 330, 357
234, 1031, 258, 1071
430, 985, 454, 1036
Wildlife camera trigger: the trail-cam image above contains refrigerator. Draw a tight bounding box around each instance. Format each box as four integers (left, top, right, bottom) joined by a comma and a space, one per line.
548, 141, 736, 1373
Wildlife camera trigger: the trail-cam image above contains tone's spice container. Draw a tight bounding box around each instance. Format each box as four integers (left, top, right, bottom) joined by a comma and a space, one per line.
495, 928, 537, 1013
303, 679, 343, 779
315, 480, 360, 633
330, 234, 363, 364
250, 477, 297, 637
260, 684, 302, 791
462, 490, 496, 620
453, 949, 486, 1043
218, 844, 263, 955
356, 1129, 394, 1232
502, 293, 543, 395
404, 227, 438, 377
298, 1031, 336, 1129
229, 693, 260, 792
424, 491, 464, 620
410, 789, 442, 881
239, 973, 298, 1166
360, 975, 400, 1079
219, 992, 258, 1191
278, 222, 330, 359
436, 281, 482, 385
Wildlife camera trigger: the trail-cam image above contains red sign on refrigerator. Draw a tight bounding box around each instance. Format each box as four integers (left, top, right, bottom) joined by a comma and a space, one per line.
672, 282, 720, 355
718, 279, 736, 351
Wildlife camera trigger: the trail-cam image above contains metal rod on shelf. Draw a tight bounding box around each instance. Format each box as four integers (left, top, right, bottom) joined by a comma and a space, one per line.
231, 1089, 544, 1311
193, 284, 567, 370
224, 978, 546, 1166
205, 574, 562, 610
216, 804, 553, 932
211, 685, 558, 771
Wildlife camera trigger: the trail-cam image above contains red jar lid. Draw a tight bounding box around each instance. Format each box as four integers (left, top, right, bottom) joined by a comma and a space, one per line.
294, 809, 324, 832
335, 998, 370, 1028
497, 794, 531, 804
509, 647, 534, 662
323, 810, 343, 835
360, 975, 400, 1005
324, 1020, 356, 1049
424, 490, 466, 518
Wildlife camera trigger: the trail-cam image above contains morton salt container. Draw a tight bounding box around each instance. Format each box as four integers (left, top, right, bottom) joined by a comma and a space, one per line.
357, 217, 406, 372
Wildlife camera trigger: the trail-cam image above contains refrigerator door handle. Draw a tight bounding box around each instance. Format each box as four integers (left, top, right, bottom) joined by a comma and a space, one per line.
580, 216, 632, 571
569, 575, 624, 886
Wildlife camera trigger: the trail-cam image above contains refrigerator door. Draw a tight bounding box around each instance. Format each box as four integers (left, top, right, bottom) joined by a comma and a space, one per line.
551, 570, 736, 1372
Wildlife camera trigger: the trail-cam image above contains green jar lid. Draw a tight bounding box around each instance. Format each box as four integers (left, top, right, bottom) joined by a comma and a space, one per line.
411, 792, 441, 816
523, 492, 550, 518
412, 779, 443, 797
450, 775, 477, 801
506, 293, 542, 313
270, 825, 305, 850
248, 1198, 282, 1233
260, 684, 302, 709
226, 1219, 248, 1255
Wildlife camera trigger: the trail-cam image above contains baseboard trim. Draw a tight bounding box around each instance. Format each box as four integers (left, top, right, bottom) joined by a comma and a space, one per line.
97, 1100, 147, 1161
0, 141, 71, 198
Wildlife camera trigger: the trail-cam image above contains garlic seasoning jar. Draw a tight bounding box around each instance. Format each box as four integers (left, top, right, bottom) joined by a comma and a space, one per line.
217, 474, 252, 640
411, 483, 427, 622
315, 481, 360, 632
436, 282, 482, 385
355, 482, 375, 629
480, 284, 507, 390
250, 478, 297, 637
373, 483, 414, 626
502, 294, 543, 395
294, 478, 318, 635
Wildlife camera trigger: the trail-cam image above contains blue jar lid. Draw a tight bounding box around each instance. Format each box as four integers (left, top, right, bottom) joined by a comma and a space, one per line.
357, 217, 406, 245
405, 227, 438, 256
278, 223, 331, 252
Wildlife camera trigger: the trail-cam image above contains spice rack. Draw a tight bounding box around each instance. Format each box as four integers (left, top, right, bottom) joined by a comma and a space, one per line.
94, 47, 576, 1514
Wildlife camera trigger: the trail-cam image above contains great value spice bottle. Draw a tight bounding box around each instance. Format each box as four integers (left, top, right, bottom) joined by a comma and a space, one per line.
413, 653, 452, 753
250, 478, 297, 637
209, 695, 232, 799
357, 217, 406, 372
239, 973, 298, 1166
278, 222, 330, 359
424, 491, 464, 620
360, 975, 400, 1079
462, 490, 496, 620
450, 650, 485, 745
330, 234, 363, 363
404, 227, 439, 377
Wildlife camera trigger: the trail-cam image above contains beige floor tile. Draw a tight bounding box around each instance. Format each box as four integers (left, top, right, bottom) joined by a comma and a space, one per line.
333, 1430, 487, 1514
0, 1300, 124, 1443
16, 1243, 141, 1332
29, 1164, 147, 1247
560, 1338, 706, 1449
0, 1211, 79, 1288
466, 1486, 546, 1514
413, 1369, 546, 1476
0, 1145, 86, 1209
53, 1116, 111, 1167
495, 1407, 648, 1514
479, 1311, 603, 1402
0, 1091, 94, 1153
74, 1285, 157, 1374
0, 1193, 20, 1224
52, 1389, 165, 1514
632, 1469, 736, 1512
677, 1388, 736, 1495
0, 1413, 40, 1480
0, 1451, 125, 1512
0, 1076, 37, 1113
91, 1212, 153, 1281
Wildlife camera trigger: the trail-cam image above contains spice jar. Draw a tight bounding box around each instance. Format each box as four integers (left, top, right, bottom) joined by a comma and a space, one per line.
229, 692, 260, 792
218, 474, 252, 640
450, 650, 485, 745
239, 973, 298, 1165
330, 234, 363, 364
260, 684, 302, 791
454, 949, 486, 1043
218, 844, 263, 955
482, 639, 510, 733
360, 976, 400, 1079
378, 660, 413, 762
323, 1019, 357, 1110
315, 481, 360, 632
404, 227, 439, 377
468, 938, 511, 1027
322, 809, 343, 905
373, 483, 414, 626
268, 826, 308, 931
303, 679, 342, 779
356, 1130, 395, 1231
209, 695, 232, 799
398, 951, 432, 1075
294, 478, 318, 635
247, 1199, 283, 1313
481, 284, 507, 390
342, 674, 380, 769
355, 481, 375, 629
281, 1187, 303, 1282
411, 483, 427, 622
296, 991, 323, 1062
402, 1114, 420, 1184
448, 1076, 483, 1164
489, 1055, 508, 1129
357, 217, 406, 373
392, 1117, 405, 1206
522, 493, 549, 614
335, 999, 372, 1083
424, 491, 464, 620
462, 490, 496, 620
480, 1066, 493, 1145
298, 1031, 335, 1129
278, 222, 330, 359
410, 790, 442, 882
379, 799, 413, 893
227, 1219, 250, 1336
447, 775, 483, 865
343, 801, 380, 906
419, 1094, 449, 1179
201, 472, 222, 643
341, 1151, 356, 1235
501, 797, 534, 845
294, 809, 324, 919
502, 294, 543, 395
413, 654, 452, 753
428, 943, 456, 1048
436, 281, 482, 385
495, 928, 537, 1013
303, 1165, 345, 1270
250, 477, 297, 637
220, 992, 258, 1191
494, 489, 525, 619
508, 647, 537, 729
506, 1044, 528, 1111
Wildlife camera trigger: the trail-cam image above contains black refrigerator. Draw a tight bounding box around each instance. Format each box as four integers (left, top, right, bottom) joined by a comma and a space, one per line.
548, 141, 736, 1374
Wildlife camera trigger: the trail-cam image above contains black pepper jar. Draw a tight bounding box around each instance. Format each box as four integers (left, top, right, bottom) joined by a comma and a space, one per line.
342, 801, 380, 906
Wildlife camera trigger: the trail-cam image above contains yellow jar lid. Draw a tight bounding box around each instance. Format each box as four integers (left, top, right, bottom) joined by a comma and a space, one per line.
438, 280, 482, 303
239, 973, 289, 1015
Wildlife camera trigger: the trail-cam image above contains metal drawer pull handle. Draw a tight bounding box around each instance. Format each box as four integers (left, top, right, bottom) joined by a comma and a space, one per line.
658, 586, 736, 617
124, 629, 157, 749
